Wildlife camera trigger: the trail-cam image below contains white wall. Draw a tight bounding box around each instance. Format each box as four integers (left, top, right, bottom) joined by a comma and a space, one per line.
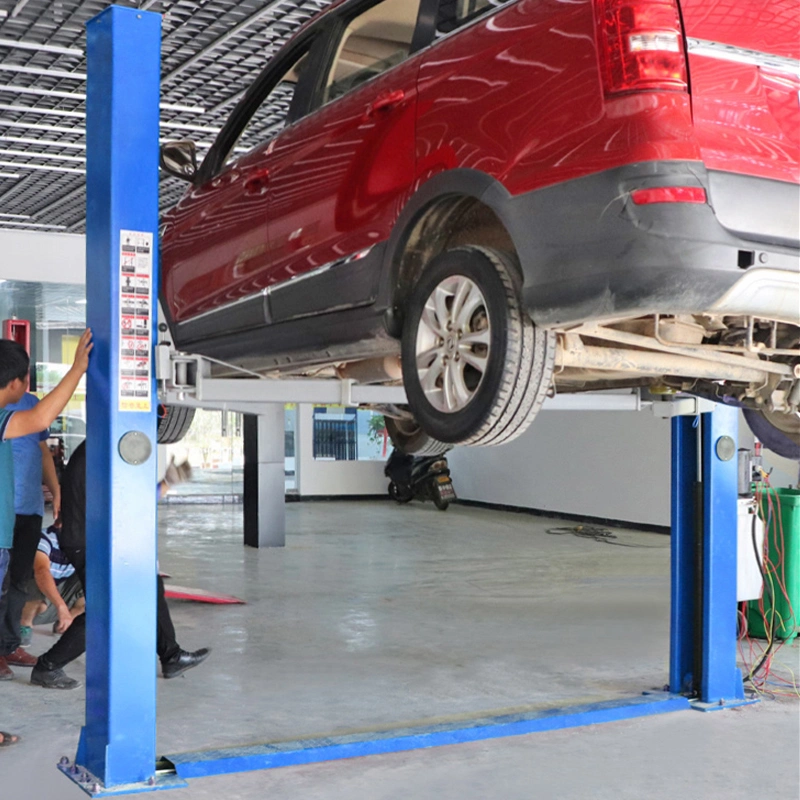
0, 230, 85, 284
448, 409, 673, 527
295, 403, 388, 496
449, 408, 799, 529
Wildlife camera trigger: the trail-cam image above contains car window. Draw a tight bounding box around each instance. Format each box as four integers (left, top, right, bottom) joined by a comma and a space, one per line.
224, 48, 312, 165
324, 0, 422, 104
437, 0, 511, 34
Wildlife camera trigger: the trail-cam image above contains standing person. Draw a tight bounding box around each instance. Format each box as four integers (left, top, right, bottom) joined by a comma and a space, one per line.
0, 391, 62, 674
31, 441, 210, 689
0, 330, 93, 741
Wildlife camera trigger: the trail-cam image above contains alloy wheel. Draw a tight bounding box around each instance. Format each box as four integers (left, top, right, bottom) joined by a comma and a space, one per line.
414, 275, 491, 414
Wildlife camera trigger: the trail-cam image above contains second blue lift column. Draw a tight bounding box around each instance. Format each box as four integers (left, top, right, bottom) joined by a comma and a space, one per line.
79, 6, 161, 789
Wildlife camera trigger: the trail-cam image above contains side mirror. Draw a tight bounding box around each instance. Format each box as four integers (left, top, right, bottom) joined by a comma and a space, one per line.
159, 140, 197, 182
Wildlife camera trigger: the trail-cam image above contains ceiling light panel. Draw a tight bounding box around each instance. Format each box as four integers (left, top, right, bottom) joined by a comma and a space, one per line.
0, 0, 334, 232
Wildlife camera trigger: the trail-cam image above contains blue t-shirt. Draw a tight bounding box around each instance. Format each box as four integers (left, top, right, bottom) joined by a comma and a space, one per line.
6, 393, 49, 516
0, 408, 15, 549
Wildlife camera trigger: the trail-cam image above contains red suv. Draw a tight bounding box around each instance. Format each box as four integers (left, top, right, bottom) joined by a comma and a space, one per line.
161, 0, 800, 457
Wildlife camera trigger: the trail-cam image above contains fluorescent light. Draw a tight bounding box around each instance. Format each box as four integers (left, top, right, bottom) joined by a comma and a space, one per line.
0, 212, 30, 218
0, 149, 84, 163
0, 37, 83, 57
0, 221, 67, 229
0, 104, 85, 120
0, 160, 83, 174
160, 121, 220, 134
0, 172, 20, 178
161, 102, 206, 114
0, 84, 85, 101
0, 119, 85, 135
0, 136, 83, 150
0, 64, 86, 81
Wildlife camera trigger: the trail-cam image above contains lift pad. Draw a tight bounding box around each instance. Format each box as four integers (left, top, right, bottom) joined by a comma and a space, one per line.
163, 584, 245, 605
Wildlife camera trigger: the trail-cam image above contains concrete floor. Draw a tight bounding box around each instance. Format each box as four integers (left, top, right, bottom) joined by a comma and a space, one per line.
3, 501, 798, 798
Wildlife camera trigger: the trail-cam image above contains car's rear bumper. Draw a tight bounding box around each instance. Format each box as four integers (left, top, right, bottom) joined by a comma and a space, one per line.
502, 162, 800, 327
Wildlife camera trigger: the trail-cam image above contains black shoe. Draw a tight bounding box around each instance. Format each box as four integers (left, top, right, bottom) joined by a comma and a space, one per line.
162, 648, 210, 679
30, 665, 81, 690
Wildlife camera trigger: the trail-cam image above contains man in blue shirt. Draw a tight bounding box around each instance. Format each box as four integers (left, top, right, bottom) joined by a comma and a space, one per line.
0, 392, 62, 666
0, 331, 93, 697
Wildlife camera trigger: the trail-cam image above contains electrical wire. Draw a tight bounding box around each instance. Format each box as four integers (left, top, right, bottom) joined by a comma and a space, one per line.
739, 474, 799, 696
544, 525, 664, 548
745, 508, 776, 683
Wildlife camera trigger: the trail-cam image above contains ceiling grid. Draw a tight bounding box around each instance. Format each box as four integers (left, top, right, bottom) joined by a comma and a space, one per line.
0, 0, 332, 234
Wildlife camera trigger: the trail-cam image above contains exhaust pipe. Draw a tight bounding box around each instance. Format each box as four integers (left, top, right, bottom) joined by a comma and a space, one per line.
337, 356, 402, 384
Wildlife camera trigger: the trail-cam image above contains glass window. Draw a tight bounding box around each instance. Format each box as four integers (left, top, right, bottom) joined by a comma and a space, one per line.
0, 279, 87, 464
325, 0, 422, 103
225, 48, 312, 164
313, 406, 388, 461
437, 0, 510, 34
163, 405, 298, 498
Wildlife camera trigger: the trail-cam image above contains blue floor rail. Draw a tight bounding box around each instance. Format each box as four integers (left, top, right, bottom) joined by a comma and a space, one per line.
166, 693, 690, 780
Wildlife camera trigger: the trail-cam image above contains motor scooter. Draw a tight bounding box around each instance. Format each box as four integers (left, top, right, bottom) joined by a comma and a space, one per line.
384, 449, 456, 510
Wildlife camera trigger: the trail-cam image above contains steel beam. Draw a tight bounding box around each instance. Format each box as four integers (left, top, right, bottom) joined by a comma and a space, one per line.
68, 5, 168, 794
669, 405, 750, 709
669, 414, 698, 695
700, 404, 747, 706
166, 694, 690, 779
243, 407, 286, 548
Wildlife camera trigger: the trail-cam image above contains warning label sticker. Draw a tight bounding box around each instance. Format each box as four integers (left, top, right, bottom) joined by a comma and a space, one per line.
118, 230, 153, 412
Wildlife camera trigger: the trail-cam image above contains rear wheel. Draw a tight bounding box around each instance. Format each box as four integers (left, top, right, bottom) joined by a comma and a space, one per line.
157, 404, 196, 445
432, 492, 450, 511
743, 408, 800, 461
401, 246, 555, 446
385, 415, 451, 456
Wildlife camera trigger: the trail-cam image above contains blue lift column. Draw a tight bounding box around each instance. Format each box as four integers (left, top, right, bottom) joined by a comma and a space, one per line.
670, 404, 751, 709
59, 6, 179, 795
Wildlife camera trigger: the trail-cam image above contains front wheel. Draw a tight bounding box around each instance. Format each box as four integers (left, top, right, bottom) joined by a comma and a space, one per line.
157, 404, 196, 444
743, 408, 800, 461
401, 246, 555, 447
388, 481, 412, 504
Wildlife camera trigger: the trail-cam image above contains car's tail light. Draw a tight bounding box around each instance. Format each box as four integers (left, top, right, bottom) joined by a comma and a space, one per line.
631, 186, 706, 204
596, 0, 688, 95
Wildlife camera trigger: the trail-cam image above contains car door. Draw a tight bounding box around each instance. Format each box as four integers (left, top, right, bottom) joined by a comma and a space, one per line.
263, 0, 427, 324
162, 40, 320, 331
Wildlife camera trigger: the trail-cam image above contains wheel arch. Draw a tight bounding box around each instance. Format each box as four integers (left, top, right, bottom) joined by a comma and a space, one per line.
378, 169, 522, 336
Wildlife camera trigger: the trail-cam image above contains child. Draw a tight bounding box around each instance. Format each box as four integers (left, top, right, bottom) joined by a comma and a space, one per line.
0, 329, 92, 738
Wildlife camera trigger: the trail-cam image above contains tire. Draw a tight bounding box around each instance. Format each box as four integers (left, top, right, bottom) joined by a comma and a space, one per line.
432, 492, 450, 511
388, 481, 413, 504
157, 404, 196, 445
385, 415, 451, 456
743, 408, 800, 461
401, 246, 555, 446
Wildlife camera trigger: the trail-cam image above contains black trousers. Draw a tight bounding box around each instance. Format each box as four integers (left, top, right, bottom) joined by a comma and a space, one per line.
0, 514, 42, 656
39, 549, 180, 671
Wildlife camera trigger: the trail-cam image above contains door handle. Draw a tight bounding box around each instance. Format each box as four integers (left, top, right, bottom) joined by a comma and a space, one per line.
244, 168, 270, 196
366, 89, 406, 117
